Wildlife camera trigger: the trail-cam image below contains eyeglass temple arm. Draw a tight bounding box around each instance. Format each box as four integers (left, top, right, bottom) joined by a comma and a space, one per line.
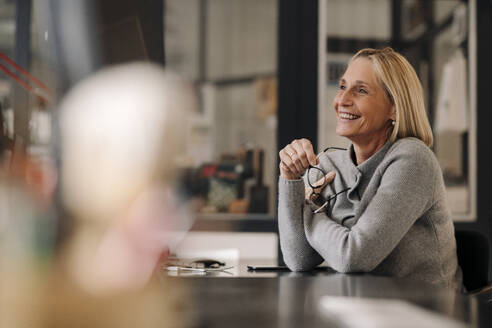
322, 146, 347, 152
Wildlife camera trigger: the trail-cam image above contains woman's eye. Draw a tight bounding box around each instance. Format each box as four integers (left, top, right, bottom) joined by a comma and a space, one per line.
359, 88, 367, 94
339, 85, 346, 90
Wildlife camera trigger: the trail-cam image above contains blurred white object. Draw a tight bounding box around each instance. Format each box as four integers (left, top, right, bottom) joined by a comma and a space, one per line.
59, 62, 196, 294
174, 231, 278, 260
435, 49, 468, 133
60, 62, 195, 221
319, 296, 468, 328
29, 109, 52, 145
175, 248, 240, 262
451, 3, 468, 46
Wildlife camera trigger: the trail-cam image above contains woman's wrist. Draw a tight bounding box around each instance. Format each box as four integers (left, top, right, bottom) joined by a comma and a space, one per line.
280, 172, 301, 180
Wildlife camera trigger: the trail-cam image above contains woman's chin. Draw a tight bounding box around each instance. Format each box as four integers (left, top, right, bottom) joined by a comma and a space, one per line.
335, 127, 354, 138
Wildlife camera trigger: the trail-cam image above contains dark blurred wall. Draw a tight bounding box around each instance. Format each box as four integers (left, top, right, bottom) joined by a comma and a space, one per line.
97, 0, 164, 65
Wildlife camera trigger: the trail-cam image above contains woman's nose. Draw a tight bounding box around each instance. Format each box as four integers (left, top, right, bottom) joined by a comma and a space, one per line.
337, 89, 353, 106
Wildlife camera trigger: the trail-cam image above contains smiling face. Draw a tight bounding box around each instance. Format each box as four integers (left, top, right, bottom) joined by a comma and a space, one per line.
334, 58, 395, 146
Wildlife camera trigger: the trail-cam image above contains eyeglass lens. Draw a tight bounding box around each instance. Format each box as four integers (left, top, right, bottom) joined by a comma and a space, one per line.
308, 166, 325, 189
307, 147, 346, 189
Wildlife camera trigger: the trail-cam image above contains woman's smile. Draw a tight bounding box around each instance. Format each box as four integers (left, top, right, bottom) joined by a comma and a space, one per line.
338, 111, 361, 121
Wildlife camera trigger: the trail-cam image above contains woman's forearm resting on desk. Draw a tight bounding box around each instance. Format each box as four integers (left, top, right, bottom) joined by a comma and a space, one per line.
278, 178, 325, 271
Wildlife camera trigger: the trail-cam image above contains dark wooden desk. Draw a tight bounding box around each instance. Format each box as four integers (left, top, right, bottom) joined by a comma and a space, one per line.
161, 260, 491, 328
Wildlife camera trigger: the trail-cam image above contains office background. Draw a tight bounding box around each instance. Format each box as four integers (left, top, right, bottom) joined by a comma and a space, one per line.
0, 0, 491, 277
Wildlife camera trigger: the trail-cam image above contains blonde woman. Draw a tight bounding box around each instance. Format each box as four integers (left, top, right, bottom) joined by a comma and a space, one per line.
278, 47, 462, 289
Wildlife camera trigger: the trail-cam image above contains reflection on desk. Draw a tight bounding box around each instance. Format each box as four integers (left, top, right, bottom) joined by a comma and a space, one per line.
158, 260, 491, 328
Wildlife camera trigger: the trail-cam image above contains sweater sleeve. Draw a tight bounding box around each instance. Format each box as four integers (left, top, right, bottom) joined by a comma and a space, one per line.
278, 177, 324, 271
304, 147, 437, 273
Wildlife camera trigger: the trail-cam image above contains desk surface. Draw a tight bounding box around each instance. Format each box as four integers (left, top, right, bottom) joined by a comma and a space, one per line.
161, 260, 492, 328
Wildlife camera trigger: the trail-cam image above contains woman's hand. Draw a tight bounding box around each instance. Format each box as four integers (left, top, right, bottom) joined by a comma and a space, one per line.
305, 171, 336, 202
279, 138, 318, 180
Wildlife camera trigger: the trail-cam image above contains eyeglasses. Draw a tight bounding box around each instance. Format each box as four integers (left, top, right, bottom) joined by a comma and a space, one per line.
307, 147, 349, 214
164, 258, 234, 273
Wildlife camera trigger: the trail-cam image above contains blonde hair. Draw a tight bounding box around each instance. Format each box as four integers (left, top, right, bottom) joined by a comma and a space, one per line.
351, 47, 433, 147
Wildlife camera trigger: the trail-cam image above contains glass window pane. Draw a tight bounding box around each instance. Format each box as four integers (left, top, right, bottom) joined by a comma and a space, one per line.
0, 0, 16, 148
165, 0, 278, 217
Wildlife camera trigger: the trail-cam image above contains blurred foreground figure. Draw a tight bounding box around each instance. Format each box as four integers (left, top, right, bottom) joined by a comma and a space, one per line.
1, 63, 196, 328
59, 62, 195, 294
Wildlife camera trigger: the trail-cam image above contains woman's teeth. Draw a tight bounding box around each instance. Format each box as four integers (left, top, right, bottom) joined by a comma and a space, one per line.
339, 112, 361, 120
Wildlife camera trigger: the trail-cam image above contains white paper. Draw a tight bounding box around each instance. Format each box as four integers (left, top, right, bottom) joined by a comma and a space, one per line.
319, 296, 468, 328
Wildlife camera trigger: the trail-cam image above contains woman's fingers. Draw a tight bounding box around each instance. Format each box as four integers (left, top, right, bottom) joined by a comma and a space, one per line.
280, 147, 302, 176
287, 139, 316, 173
291, 140, 310, 168
279, 138, 319, 180
305, 185, 313, 201
284, 144, 305, 173
279, 160, 298, 179
321, 171, 336, 187
306, 171, 336, 201
300, 138, 318, 166
312, 171, 336, 194
279, 149, 302, 179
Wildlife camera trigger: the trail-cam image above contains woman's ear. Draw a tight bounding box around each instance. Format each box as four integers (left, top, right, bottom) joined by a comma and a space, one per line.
390, 106, 396, 121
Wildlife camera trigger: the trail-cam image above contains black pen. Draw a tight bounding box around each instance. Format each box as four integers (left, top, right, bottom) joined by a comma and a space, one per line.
247, 265, 290, 271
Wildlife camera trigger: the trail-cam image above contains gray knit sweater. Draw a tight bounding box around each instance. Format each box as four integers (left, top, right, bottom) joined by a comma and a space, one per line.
278, 137, 462, 289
